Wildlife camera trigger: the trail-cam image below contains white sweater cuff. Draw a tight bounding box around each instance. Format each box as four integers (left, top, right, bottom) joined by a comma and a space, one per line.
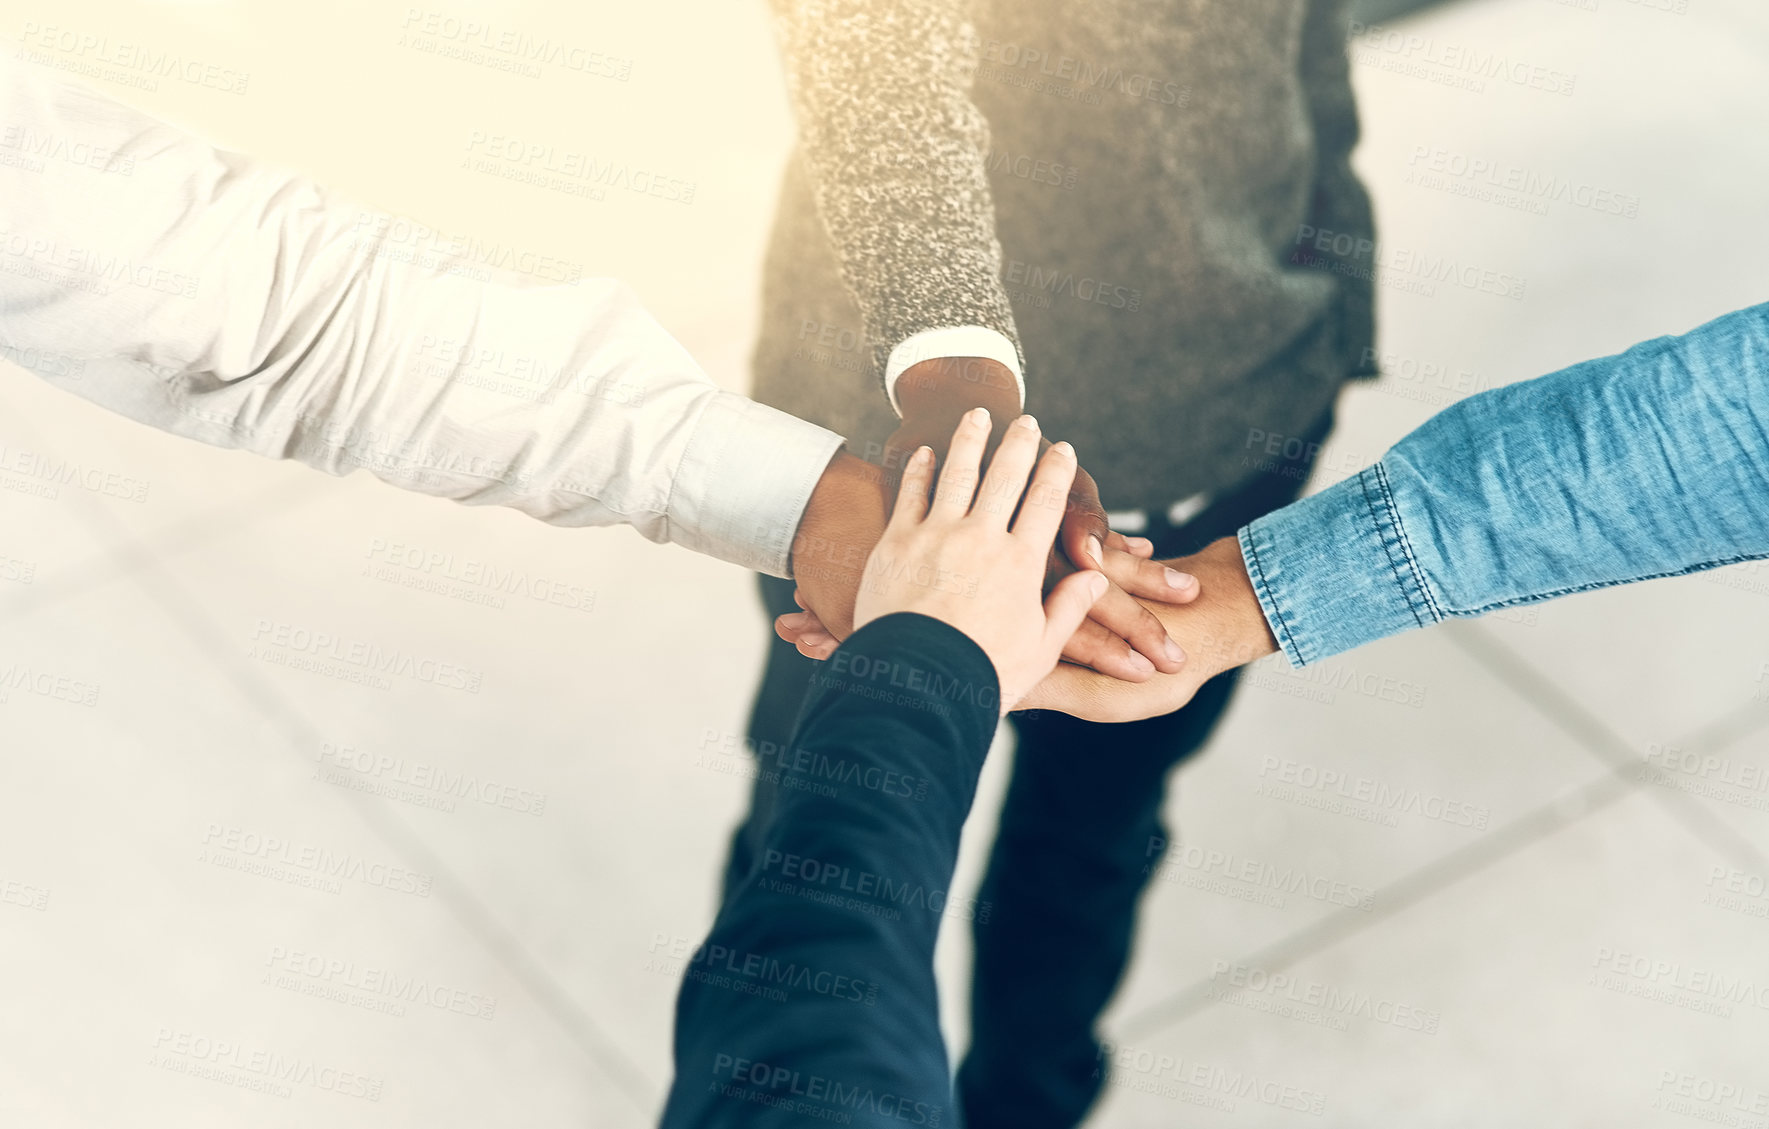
883, 327, 1025, 417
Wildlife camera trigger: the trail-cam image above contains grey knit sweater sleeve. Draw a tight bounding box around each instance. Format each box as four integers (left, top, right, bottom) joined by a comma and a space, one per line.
768, 0, 1022, 390
1297, 0, 1378, 379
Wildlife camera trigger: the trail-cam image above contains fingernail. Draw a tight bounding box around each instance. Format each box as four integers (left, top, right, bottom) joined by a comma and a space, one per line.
1164, 637, 1187, 665
1052, 441, 1075, 459
1087, 572, 1108, 599
801, 634, 831, 649
912, 445, 933, 468
1126, 536, 1154, 554
1014, 413, 1039, 431
1128, 650, 1155, 674
968, 406, 991, 426
1164, 568, 1197, 590
1085, 535, 1103, 565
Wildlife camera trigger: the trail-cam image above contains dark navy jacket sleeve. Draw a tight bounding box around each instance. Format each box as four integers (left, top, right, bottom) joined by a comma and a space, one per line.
660, 612, 1000, 1129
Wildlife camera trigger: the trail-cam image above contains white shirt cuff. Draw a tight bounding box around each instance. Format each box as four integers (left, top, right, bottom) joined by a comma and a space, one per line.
883, 327, 1025, 417
666, 392, 846, 578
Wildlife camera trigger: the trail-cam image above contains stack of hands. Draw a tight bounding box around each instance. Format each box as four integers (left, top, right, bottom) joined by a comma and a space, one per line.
779, 400, 1284, 722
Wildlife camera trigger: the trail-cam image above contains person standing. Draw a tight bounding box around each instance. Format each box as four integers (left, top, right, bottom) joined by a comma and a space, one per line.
732, 2, 1377, 1124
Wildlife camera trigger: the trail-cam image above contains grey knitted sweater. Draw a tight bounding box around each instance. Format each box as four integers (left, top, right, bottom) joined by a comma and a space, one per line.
753, 0, 1377, 512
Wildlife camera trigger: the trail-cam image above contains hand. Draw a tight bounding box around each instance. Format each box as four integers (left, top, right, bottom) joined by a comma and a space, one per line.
1015, 537, 1280, 723
885, 356, 1195, 680
777, 527, 1179, 659
855, 408, 1109, 714
789, 451, 894, 641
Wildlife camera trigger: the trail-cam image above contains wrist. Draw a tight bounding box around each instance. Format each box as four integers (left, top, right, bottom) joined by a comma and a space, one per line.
797, 452, 891, 571
1193, 536, 1279, 675
791, 451, 892, 634
895, 357, 1022, 423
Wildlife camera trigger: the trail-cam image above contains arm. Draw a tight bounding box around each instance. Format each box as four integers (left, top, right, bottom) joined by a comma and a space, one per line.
769, 0, 1185, 677
663, 413, 1104, 1125
1245, 302, 1769, 664
769, 0, 1021, 406
1027, 302, 1769, 721
659, 613, 997, 1129
0, 61, 843, 577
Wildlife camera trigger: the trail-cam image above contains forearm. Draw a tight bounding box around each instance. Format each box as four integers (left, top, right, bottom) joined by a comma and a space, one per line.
1243, 303, 1769, 665
790, 452, 892, 633
663, 614, 999, 1127
0, 62, 842, 575
770, 0, 1022, 390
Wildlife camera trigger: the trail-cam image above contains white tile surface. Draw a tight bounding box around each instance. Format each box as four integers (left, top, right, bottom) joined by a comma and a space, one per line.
1091, 784, 1769, 1128
2, 0, 1768, 1126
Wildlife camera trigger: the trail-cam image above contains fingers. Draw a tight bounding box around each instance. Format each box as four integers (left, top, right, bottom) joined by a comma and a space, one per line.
929, 407, 992, 521
776, 609, 831, 648
1100, 550, 1200, 606
1014, 661, 1169, 724
1106, 530, 1155, 559
796, 636, 839, 661
776, 609, 814, 641
1087, 581, 1187, 672
1059, 617, 1156, 682
1058, 463, 1111, 570
1011, 440, 1079, 550
888, 446, 935, 528
974, 414, 1043, 528
1012, 661, 1108, 720
775, 612, 837, 661
1040, 570, 1108, 663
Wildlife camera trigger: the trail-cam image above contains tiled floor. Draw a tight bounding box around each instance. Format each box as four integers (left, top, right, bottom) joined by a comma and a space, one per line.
3, 0, 1767, 1125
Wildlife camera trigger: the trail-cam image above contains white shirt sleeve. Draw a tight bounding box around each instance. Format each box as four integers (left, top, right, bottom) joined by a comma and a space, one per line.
0, 61, 844, 577
882, 327, 1024, 417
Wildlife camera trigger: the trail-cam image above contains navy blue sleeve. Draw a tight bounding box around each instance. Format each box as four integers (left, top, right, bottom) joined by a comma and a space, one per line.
660, 613, 1001, 1129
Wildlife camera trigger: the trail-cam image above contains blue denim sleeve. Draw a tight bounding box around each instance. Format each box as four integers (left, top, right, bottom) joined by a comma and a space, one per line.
1239, 302, 1769, 667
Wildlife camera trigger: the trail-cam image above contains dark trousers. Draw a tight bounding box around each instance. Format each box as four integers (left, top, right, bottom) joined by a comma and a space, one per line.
719, 417, 1327, 1129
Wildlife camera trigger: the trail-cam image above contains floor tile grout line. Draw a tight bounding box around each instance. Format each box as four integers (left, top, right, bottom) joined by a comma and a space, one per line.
10, 412, 661, 1114
1117, 631, 1769, 1041
1447, 620, 1769, 874
1664, 692, 1769, 761
22, 414, 1767, 1106
120, 538, 661, 1115
0, 475, 324, 624
1117, 755, 1644, 1040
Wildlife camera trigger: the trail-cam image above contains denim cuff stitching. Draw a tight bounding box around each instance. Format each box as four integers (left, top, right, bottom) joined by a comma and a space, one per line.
1372, 462, 1445, 625
1361, 466, 1431, 630
1240, 527, 1305, 666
